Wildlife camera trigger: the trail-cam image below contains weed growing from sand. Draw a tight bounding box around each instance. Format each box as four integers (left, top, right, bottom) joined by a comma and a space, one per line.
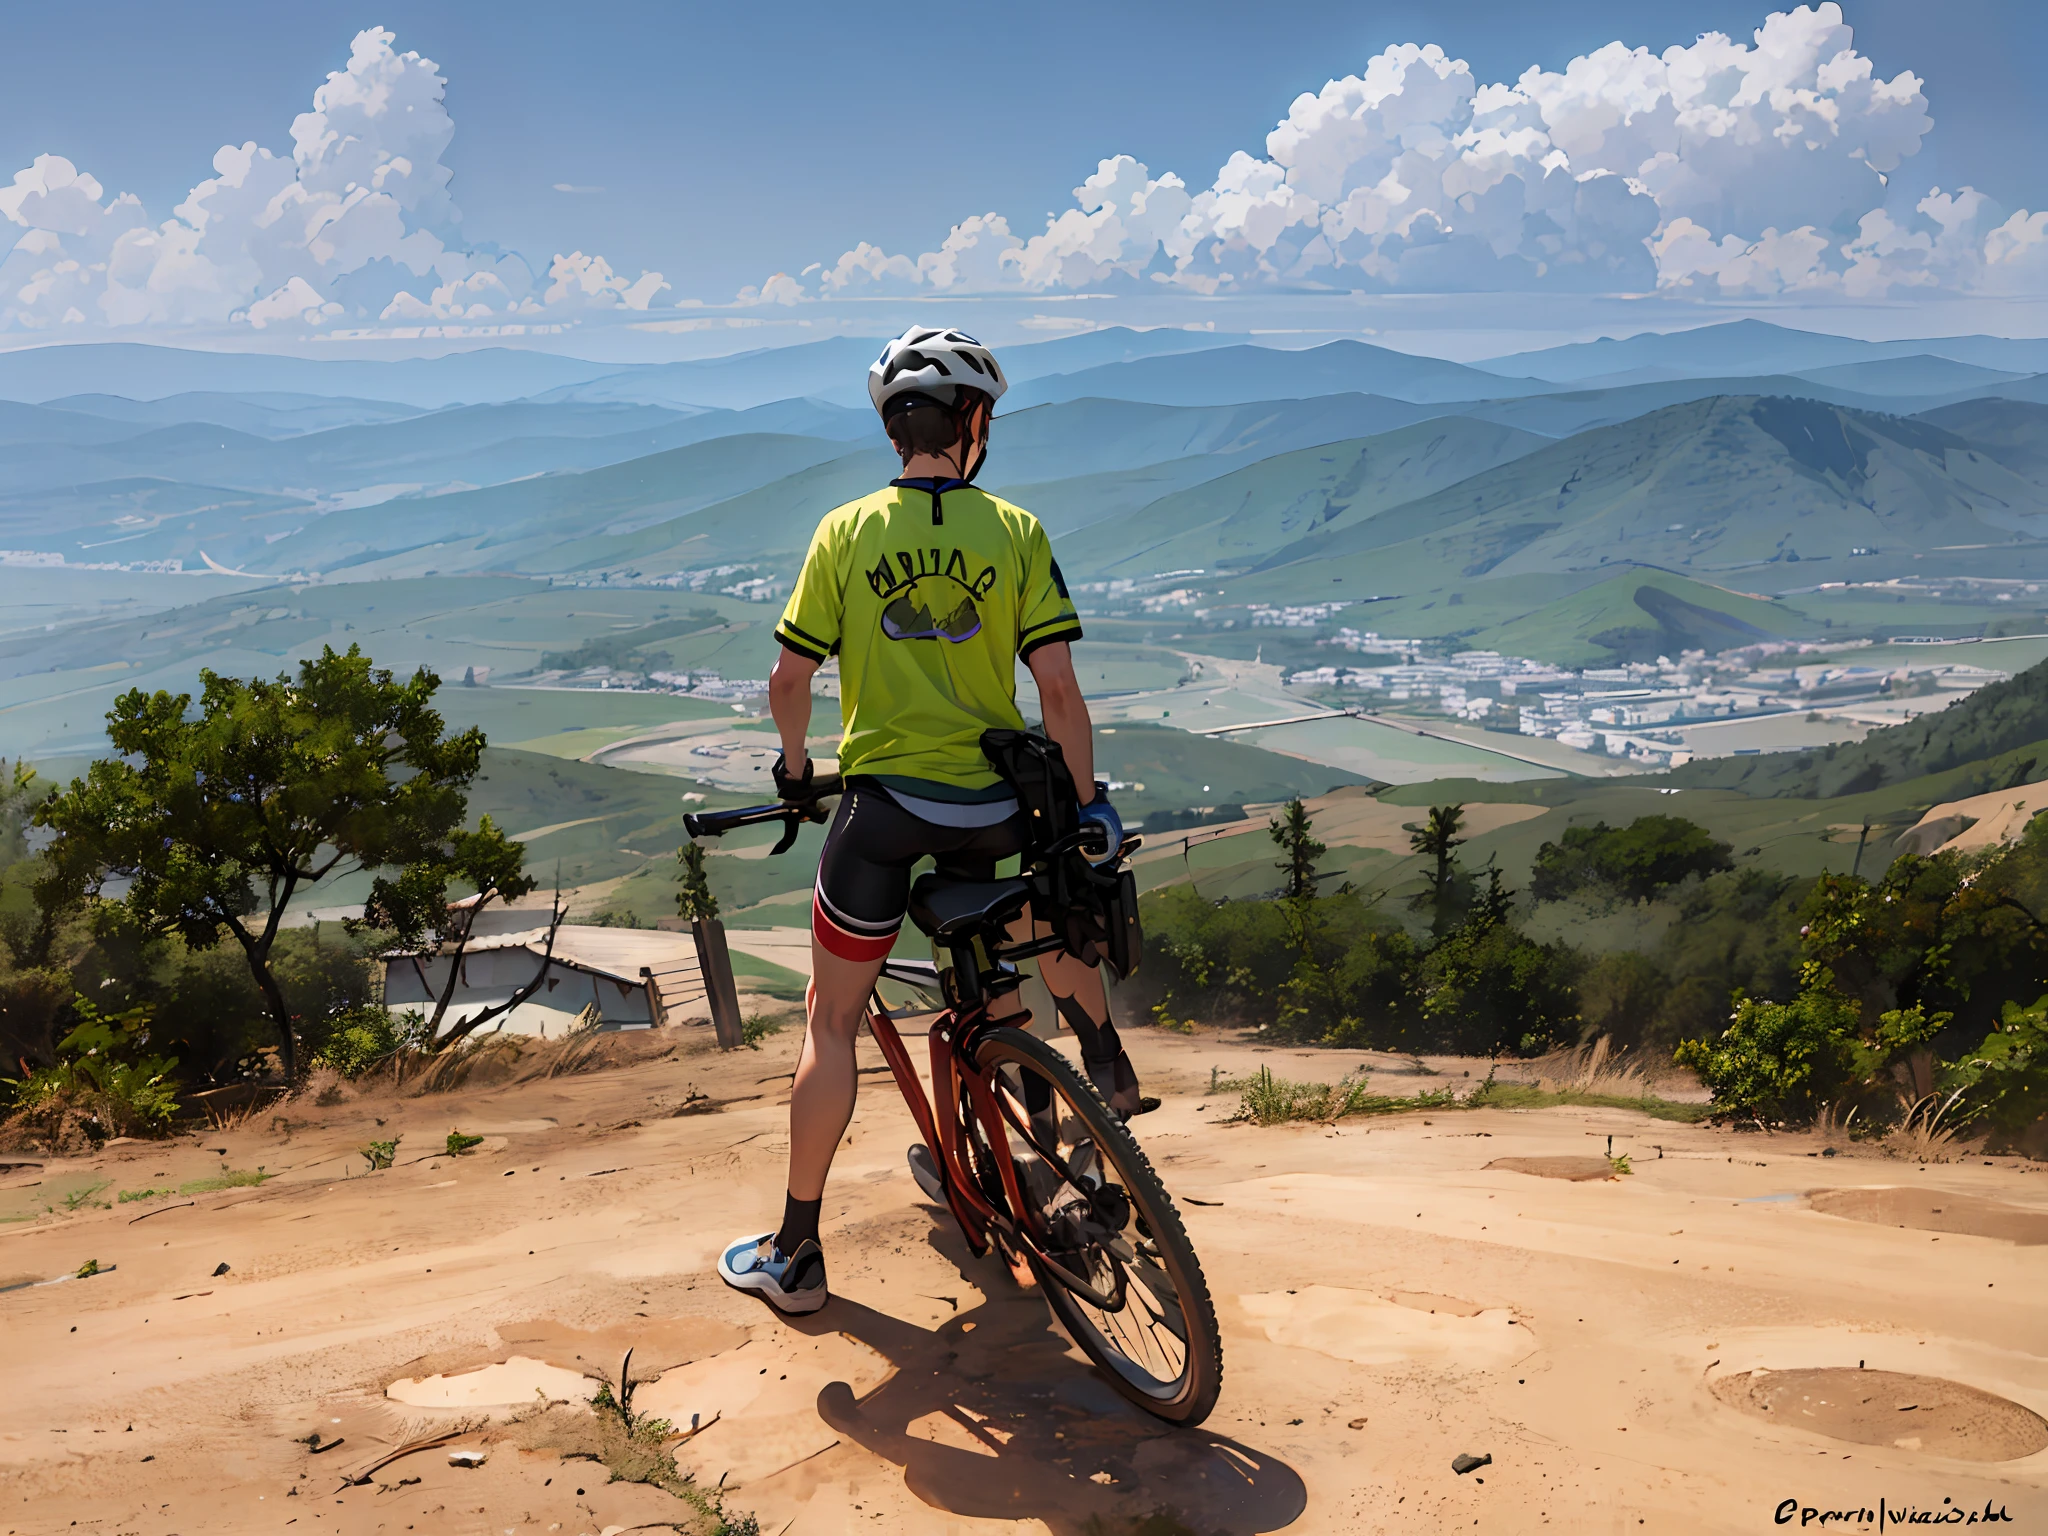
59, 1180, 111, 1212
74, 1258, 99, 1278
445, 1130, 484, 1156
179, 1165, 269, 1193
1609, 1153, 1633, 1175
1226, 1066, 1456, 1126
509, 1347, 756, 1536
740, 1014, 784, 1051
361, 1137, 400, 1170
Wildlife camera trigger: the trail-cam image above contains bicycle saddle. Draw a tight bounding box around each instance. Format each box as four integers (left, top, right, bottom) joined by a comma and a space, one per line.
908, 873, 1033, 938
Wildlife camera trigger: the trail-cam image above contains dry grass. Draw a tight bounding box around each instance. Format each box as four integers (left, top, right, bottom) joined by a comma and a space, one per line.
364, 1027, 684, 1097
1527, 1037, 1656, 1098
1879, 1088, 1976, 1163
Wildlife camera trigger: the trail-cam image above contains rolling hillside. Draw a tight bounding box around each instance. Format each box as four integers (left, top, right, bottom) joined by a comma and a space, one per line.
1462, 568, 1818, 666
1663, 653, 2048, 800
259, 432, 860, 575
1058, 417, 1549, 577
1224, 395, 2048, 601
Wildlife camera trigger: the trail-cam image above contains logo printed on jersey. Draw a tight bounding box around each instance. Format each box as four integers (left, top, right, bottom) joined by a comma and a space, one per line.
866, 547, 999, 645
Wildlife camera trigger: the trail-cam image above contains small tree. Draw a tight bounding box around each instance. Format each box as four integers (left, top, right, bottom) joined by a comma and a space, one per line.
1406, 803, 1467, 930
1268, 799, 1326, 902
676, 842, 720, 922
35, 647, 487, 1081
366, 818, 557, 1051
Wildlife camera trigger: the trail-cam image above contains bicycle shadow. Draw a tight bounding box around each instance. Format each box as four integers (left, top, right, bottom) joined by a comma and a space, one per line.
787, 1214, 1307, 1536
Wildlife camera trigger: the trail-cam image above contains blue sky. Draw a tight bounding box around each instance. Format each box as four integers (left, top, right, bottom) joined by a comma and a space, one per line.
1, 1, 2044, 352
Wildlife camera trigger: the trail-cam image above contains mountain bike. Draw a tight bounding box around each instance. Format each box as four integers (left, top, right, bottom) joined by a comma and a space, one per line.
685, 776, 1223, 1426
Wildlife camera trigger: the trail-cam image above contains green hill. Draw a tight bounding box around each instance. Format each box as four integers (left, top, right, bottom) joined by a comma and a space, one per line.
1059, 417, 1548, 578
1465, 567, 1816, 666
1665, 654, 2048, 799
1223, 394, 2048, 603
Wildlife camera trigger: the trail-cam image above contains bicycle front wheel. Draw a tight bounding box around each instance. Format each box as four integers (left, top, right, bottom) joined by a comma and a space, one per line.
966, 1026, 1223, 1426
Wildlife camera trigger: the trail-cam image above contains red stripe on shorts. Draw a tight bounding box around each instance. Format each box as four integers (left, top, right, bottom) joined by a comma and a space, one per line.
812, 892, 897, 963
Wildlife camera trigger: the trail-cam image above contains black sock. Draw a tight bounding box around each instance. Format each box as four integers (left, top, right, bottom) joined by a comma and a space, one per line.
1022, 1067, 1055, 1117
775, 1192, 821, 1255
1054, 991, 1123, 1064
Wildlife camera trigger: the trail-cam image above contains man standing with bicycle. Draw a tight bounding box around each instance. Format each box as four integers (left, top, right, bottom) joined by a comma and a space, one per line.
718, 326, 1141, 1315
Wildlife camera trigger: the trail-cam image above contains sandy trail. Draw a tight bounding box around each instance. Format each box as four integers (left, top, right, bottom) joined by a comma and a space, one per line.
1, 1028, 2044, 1534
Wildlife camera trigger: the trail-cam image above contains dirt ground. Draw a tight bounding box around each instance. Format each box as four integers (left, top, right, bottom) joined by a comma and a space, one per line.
2, 1022, 2045, 1536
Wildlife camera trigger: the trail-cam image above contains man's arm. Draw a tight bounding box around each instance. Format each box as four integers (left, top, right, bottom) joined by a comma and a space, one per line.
1024, 641, 1096, 805
769, 647, 820, 773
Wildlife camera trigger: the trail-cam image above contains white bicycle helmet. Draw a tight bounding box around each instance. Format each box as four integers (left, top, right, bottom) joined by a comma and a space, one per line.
868, 327, 1007, 421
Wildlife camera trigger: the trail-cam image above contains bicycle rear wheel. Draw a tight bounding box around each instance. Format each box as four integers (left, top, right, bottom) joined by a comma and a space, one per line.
965, 1026, 1223, 1426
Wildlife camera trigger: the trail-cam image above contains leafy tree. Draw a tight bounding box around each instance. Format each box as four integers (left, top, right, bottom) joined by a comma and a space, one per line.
34, 647, 489, 1081
365, 818, 553, 1051
1529, 815, 1733, 904
676, 842, 720, 922
1413, 876, 1579, 1055
1576, 950, 1671, 1051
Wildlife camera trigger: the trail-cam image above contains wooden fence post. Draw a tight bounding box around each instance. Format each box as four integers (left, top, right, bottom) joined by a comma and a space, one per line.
693, 917, 744, 1049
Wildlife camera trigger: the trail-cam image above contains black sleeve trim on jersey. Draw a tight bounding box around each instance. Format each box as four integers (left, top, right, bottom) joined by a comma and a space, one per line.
1021, 611, 1082, 639
1019, 623, 1084, 660
1049, 557, 1072, 600
775, 628, 831, 663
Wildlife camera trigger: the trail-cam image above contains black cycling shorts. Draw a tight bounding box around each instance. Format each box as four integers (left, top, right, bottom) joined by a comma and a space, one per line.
812, 780, 1029, 963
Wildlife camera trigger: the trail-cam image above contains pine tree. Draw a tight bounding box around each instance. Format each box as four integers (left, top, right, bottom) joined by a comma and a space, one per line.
1269, 798, 1326, 902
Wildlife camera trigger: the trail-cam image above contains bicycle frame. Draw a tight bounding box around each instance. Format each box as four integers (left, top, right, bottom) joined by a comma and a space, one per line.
862, 982, 1028, 1260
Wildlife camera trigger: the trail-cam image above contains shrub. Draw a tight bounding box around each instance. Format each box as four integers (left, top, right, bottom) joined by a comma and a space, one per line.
740, 1014, 784, 1050
313, 1006, 406, 1079
1530, 816, 1733, 905
1673, 987, 1861, 1125
1415, 912, 1581, 1057
6, 996, 179, 1138
1951, 996, 2048, 1140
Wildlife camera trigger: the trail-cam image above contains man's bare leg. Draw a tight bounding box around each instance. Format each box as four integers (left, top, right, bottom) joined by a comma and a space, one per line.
778, 938, 886, 1250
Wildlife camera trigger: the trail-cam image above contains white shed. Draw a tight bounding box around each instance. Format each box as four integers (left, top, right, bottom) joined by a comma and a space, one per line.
382, 895, 711, 1039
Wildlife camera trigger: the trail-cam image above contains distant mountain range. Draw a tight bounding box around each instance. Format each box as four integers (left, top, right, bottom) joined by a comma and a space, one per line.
1480, 319, 2048, 383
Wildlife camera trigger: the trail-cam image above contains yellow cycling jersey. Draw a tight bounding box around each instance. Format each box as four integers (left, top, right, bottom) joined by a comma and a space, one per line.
774, 479, 1083, 791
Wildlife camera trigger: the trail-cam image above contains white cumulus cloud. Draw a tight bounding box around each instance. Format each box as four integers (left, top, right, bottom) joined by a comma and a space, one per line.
758, 3, 2039, 303
0, 27, 661, 336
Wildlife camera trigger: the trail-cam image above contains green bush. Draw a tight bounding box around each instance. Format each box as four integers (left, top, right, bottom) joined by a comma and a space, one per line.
313, 1006, 409, 1078
1952, 997, 2048, 1139
6, 996, 179, 1136
1530, 815, 1733, 905
1673, 987, 1861, 1124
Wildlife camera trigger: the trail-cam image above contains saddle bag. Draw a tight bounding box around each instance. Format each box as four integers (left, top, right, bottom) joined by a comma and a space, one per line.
979, 728, 1142, 981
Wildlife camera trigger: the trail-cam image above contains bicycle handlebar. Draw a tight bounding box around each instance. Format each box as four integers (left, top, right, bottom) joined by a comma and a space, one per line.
683, 773, 844, 855
682, 775, 1144, 864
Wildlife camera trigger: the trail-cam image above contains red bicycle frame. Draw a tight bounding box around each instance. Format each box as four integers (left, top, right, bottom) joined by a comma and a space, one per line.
864, 991, 1035, 1259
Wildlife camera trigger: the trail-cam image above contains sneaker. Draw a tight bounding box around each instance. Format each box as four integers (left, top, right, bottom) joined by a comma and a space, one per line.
907, 1143, 945, 1203
1084, 1049, 1154, 1119
717, 1231, 828, 1314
